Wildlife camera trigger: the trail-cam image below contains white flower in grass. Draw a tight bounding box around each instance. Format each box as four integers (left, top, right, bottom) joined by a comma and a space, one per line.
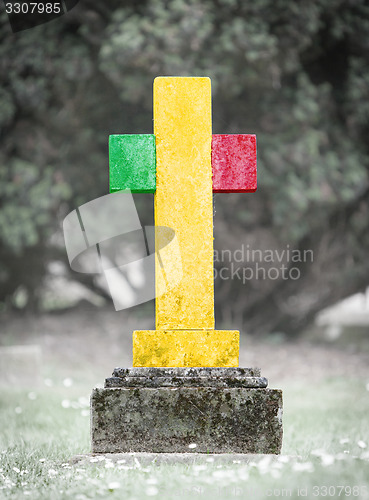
358, 440, 367, 449
15, 407, 22, 414
13, 467, 20, 474
272, 461, 283, 470
4, 477, 14, 487
78, 396, 89, 407
104, 462, 114, 469
108, 482, 121, 491
321, 454, 335, 466
117, 465, 130, 470
63, 378, 73, 387
271, 468, 281, 479
213, 469, 238, 481
206, 457, 214, 463
146, 477, 158, 485
39, 459, 46, 463
238, 467, 249, 481
212, 469, 226, 478
116, 459, 126, 464
256, 455, 272, 473
292, 462, 314, 472
311, 449, 325, 457
146, 486, 158, 496
81, 410, 89, 417
24, 491, 31, 496
27, 392, 37, 400
61, 400, 70, 409
88, 479, 100, 486
193, 464, 207, 472
48, 469, 58, 477
89, 458, 99, 463
339, 438, 349, 444
188, 443, 197, 449
336, 453, 349, 460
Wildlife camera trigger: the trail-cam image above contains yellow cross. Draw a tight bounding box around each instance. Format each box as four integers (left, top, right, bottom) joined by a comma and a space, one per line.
110, 77, 257, 367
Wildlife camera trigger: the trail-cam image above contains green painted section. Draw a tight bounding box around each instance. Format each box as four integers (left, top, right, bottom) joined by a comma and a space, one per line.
109, 134, 156, 193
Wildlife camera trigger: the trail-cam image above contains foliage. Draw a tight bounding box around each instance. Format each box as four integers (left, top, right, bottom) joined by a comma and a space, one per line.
0, 0, 369, 332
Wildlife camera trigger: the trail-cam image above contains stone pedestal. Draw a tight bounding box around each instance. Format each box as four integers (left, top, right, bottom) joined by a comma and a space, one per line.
91, 368, 283, 454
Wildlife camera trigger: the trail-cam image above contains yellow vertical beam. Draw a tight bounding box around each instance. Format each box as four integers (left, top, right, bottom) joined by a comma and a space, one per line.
133, 77, 239, 367
153, 77, 214, 329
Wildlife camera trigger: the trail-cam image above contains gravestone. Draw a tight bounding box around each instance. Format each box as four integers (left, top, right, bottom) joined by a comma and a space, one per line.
91, 77, 283, 453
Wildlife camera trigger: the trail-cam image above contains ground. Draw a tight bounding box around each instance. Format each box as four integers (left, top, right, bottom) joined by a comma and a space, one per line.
0, 304, 369, 499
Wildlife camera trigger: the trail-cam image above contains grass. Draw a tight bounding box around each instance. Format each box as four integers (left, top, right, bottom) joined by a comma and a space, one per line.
0, 377, 369, 499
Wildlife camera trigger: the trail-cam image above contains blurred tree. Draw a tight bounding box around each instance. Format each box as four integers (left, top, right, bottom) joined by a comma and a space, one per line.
0, 0, 368, 334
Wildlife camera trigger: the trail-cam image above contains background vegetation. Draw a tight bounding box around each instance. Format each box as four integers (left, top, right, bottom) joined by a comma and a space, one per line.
1, 0, 369, 335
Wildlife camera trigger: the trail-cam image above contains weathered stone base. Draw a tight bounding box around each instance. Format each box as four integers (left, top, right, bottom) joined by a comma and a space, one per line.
91, 368, 283, 454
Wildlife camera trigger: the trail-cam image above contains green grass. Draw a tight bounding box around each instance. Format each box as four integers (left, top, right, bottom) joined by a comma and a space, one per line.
0, 378, 369, 499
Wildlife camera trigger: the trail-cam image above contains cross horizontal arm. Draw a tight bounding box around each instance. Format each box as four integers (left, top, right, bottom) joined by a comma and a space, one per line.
212, 134, 257, 193
110, 133, 256, 195
109, 134, 156, 193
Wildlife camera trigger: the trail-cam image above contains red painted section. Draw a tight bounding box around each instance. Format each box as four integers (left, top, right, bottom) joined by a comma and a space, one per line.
212, 134, 257, 193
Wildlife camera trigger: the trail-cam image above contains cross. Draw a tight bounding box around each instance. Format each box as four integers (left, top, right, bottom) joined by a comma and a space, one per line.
109, 77, 257, 367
